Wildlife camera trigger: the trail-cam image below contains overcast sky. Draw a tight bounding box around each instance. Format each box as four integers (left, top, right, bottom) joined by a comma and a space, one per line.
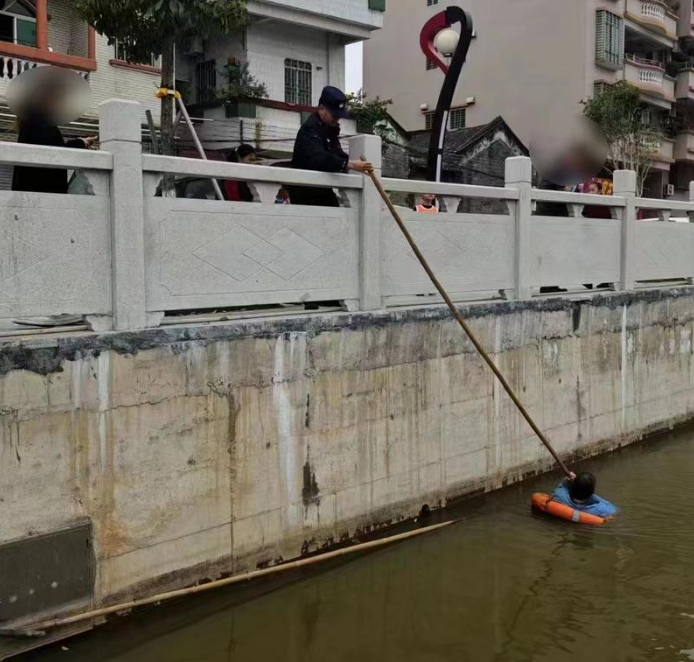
345, 42, 364, 94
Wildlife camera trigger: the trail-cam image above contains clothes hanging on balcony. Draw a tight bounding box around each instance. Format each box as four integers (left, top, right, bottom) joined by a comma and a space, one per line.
12, 112, 87, 194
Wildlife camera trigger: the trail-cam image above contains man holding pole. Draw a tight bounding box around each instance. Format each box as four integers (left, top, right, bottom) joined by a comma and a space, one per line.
288, 86, 373, 206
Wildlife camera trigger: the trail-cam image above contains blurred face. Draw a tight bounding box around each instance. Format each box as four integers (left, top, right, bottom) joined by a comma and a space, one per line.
588, 183, 600, 194
239, 153, 256, 164
421, 194, 436, 206
318, 105, 339, 127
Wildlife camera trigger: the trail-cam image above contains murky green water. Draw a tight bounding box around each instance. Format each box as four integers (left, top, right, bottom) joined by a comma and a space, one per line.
19, 429, 694, 662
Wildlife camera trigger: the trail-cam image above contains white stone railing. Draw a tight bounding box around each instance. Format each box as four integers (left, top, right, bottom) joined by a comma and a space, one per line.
1, 99, 694, 332
641, 1, 666, 22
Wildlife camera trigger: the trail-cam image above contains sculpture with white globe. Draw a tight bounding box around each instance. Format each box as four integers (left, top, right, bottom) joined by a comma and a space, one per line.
434, 28, 460, 58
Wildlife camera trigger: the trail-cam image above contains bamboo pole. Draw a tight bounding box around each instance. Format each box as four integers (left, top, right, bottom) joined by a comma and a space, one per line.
368, 171, 571, 478
8, 520, 454, 637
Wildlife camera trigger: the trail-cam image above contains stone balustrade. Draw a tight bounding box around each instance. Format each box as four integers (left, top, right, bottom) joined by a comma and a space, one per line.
2, 99, 694, 333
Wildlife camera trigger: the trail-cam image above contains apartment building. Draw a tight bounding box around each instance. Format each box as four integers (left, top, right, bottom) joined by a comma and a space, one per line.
364, 0, 694, 198
175, 0, 385, 157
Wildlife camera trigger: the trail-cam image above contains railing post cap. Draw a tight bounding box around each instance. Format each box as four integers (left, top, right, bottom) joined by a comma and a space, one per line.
348, 134, 382, 170
505, 156, 533, 185
99, 99, 142, 144
614, 170, 637, 195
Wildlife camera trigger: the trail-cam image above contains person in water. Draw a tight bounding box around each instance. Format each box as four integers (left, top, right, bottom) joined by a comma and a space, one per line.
551, 471, 618, 518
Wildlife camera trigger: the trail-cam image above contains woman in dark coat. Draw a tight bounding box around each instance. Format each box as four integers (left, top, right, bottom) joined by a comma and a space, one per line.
11, 68, 95, 193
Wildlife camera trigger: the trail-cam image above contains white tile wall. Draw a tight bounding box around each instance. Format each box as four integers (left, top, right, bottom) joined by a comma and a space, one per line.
87, 33, 161, 121
247, 21, 333, 105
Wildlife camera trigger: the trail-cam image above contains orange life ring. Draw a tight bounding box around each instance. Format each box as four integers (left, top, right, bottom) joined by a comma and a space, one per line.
531, 493, 608, 525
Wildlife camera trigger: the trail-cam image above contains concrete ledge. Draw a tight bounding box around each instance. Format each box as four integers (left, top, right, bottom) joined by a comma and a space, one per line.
2, 286, 694, 377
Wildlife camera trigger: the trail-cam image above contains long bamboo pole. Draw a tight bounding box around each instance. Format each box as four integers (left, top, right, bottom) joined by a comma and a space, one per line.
368, 171, 571, 478
7, 520, 454, 637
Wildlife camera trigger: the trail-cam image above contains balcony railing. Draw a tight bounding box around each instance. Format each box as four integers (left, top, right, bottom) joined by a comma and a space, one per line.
1, 99, 693, 333
0, 55, 37, 82
0, 53, 90, 95
627, 0, 677, 37
675, 131, 694, 160
641, 1, 666, 22
625, 55, 675, 101
675, 67, 694, 100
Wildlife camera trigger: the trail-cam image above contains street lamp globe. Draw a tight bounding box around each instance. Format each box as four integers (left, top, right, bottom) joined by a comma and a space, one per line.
434, 28, 460, 57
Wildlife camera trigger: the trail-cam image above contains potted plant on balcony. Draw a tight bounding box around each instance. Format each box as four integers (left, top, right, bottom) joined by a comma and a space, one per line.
216, 58, 268, 119
346, 90, 393, 136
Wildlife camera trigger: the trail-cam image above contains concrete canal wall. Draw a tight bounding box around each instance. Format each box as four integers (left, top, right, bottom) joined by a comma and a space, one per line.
2, 287, 694, 624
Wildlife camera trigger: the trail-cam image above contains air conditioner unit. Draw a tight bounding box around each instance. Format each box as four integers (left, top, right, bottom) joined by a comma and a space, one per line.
184, 37, 204, 57
664, 183, 675, 197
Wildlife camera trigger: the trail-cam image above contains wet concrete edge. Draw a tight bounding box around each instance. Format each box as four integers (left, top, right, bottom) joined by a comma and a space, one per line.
2, 287, 693, 377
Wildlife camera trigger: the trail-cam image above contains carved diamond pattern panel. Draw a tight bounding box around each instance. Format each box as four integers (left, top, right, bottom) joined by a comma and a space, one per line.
529, 217, 621, 286
381, 211, 514, 296
0, 194, 111, 319
0, 234, 50, 283
635, 223, 694, 281
145, 199, 359, 311
194, 226, 325, 283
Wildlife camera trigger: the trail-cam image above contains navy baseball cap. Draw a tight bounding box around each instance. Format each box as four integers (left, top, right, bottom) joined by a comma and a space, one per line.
319, 86, 349, 119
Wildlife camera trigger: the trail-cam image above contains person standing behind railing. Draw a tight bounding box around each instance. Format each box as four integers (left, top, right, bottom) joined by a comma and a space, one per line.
224, 144, 259, 202
10, 68, 96, 194
415, 193, 439, 213
288, 86, 373, 207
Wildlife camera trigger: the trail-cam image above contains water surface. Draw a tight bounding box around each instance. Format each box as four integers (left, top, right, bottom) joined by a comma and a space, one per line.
20, 429, 694, 662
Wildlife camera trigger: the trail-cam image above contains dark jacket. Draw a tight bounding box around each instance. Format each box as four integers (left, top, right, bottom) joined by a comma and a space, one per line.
12, 113, 86, 194
289, 112, 349, 207
535, 181, 569, 217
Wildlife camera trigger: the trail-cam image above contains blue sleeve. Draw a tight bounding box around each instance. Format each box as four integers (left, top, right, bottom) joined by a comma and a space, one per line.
584, 496, 619, 518
551, 482, 572, 506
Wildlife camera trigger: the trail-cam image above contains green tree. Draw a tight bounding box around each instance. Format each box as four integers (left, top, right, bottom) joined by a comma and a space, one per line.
583, 81, 663, 196
75, 0, 248, 159
346, 90, 393, 135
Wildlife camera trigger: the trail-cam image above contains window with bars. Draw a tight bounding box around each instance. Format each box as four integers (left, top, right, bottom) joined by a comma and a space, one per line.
114, 41, 160, 67
595, 10, 624, 69
593, 81, 612, 98
424, 112, 435, 130
426, 58, 437, 70
285, 59, 312, 105
195, 60, 217, 104
450, 107, 466, 130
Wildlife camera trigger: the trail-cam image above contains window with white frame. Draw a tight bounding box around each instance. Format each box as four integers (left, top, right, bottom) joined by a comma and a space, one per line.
424, 111, 435, 130
285, 58, 312, 105
595, 10, 624, 69
427, 0, 439, 5
426, 58, 437, 70
0, 1, 36, 48
114, 41, 160, 67
449, 107, 466, 130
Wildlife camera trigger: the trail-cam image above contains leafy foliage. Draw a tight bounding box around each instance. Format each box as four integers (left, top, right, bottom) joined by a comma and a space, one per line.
75, 0, 248, 166
216, 60, 268, 105
74, 0, 248, 66
583, 81, 663, 196
346, 90, 393, 135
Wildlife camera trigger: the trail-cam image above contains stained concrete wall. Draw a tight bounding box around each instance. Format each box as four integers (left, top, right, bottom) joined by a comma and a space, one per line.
2, 288, 694, 620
